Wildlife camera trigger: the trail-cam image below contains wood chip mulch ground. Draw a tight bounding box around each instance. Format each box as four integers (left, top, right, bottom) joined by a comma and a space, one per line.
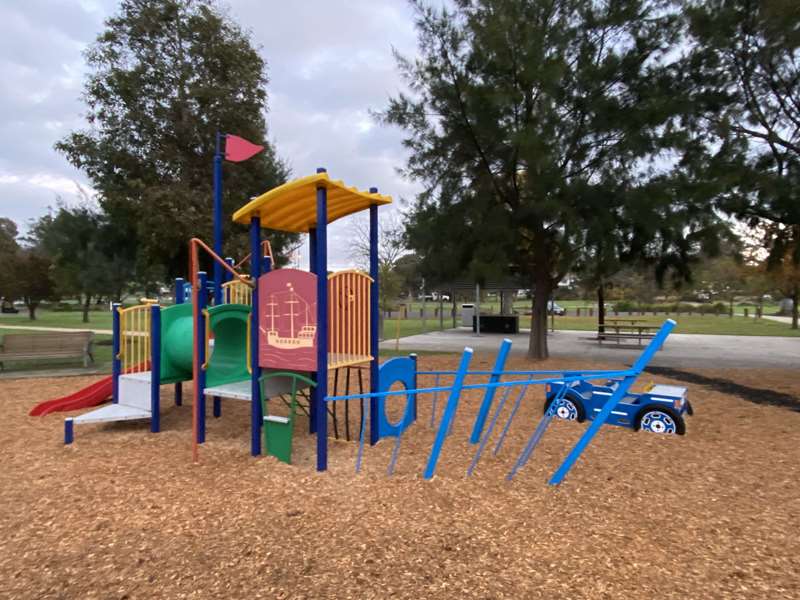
1, 354, 798, 599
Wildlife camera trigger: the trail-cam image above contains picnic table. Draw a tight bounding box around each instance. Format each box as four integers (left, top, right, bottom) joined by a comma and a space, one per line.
597, 319, 661, 346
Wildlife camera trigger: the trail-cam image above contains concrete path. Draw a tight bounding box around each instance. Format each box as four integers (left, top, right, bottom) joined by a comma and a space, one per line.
0, 324, 112, 335
382, 327, 799, 369
763, 315, 795, 325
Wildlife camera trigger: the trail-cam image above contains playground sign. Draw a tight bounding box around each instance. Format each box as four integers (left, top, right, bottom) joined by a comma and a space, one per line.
259, 269, 318, 371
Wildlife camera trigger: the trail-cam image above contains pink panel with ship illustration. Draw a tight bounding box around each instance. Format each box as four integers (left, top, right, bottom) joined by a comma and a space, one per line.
258, 269, 318, 371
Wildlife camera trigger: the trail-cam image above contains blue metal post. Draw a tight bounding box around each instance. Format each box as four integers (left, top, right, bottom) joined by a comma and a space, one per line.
369, 199, 380, 445
213, 132, 224, 306
196, 271, 208, 444
174, 278, 185, 304
308, 227, 318, 435
112, 303, 121, 403
423, 347, 473, 480
315, 168, 329, 471
64, 418, 74, 445
548, 319, 676, 485
469, 338, 512, 443
249, 217, 263, 456
410, 353, 418, 422
150, 304, 161, 433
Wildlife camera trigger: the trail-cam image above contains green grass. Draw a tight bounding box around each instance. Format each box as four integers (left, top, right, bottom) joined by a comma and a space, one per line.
384, 313, 800, 338
549, 314, 800, 336
0, 309, 113, 330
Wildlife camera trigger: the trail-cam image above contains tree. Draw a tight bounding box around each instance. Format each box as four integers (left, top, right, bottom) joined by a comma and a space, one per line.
56, 0, 296, 278
0, 218, 20, 300
349, 213, 406, 335
30, 202, 135, 323
10, 250, 57, 320
686, 0, 800, 282
382, 0, 707, 358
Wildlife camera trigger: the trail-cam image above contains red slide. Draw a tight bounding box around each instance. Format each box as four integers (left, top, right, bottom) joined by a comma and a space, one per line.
30, 376, 113, 417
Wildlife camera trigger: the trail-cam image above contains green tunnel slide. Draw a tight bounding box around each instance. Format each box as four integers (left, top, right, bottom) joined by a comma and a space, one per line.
158, 302, 250, 387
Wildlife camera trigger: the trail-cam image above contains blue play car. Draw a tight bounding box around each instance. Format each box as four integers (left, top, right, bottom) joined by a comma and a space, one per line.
545, 378, 693, 434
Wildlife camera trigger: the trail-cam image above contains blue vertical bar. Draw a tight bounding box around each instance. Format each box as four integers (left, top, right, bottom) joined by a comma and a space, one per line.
150, 304, 161, 433
173, 279, 183, 405
308, 227, 318, 435
64, 418, 74, 445
249, 217, 263, 456
112, 303, 121, 403
174, 278, 185, 304
196, 271, 208, 444
469, 338, 512, 443
315, 168, 329, 472
423, 347, 473, 480
213, 132, 224, 306
410, 353, 418, 422
548, 319, 676, 485
368, 199, 379, 445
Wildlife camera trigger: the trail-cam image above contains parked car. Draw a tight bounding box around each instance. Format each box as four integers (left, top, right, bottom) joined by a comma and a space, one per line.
547, 301, 566, 316
545, 378, 693, 434
1, 298, 19, 314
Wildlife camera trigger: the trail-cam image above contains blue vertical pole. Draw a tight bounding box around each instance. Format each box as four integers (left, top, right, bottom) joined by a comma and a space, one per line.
112, 303, 121, 403
150, 304, 161, 433
174, 278, 185, 304
249, 217, 263, 456
196, 271, 208, 443
469, 338, 512, 443
315, 168, 329, 471
423, 347, 473, 480
410, 353, 418, 422
173, 278, 184, 406
308, 227, 318, 435
369, 198, 380, 445
213, 131, 224, 306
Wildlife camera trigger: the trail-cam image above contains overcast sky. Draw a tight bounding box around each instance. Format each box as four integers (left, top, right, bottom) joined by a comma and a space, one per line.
0, 0, 424, 268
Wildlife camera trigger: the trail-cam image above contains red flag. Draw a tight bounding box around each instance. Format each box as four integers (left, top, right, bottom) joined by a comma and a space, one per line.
225, 134, 264, 162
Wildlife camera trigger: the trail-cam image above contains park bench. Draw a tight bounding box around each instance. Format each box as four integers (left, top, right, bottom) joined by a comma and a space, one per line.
597, 319, 659, 347
0, 331, 95, 369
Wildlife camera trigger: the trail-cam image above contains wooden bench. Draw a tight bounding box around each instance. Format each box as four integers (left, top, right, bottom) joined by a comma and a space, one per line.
0, 332, 95, 369
597, 323, 659, 347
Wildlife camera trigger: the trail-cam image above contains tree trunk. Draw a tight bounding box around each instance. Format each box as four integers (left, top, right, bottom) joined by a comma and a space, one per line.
82, 294, 91, 323
792, 284, 799, 330
528, 273, 551, 359
26, 301, 37, 320
500, 290, 513, 315
597, 282, 606, 339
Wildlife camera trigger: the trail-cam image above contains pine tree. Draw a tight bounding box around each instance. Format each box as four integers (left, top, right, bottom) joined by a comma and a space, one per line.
56, 0, 296, 277
382, 0, 707, 358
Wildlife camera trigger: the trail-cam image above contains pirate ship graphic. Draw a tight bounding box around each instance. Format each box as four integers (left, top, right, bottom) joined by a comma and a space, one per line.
263, 282, 317, 349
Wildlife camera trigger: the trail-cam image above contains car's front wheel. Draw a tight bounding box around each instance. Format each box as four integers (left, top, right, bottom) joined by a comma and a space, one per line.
635, 406, 685, 435
544, 394, 586, 422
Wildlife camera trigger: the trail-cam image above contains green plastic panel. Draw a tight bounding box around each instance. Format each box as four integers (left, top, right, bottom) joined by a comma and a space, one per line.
160, 303, 194, 383
205, 303, 250, 388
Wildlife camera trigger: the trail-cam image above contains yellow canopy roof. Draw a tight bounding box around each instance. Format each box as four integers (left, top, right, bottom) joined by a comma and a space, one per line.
232, 172, 392, 233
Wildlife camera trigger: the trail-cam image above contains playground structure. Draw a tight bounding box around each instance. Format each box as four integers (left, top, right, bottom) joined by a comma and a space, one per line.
58, 170, 393, 473
40, 166, 691, 486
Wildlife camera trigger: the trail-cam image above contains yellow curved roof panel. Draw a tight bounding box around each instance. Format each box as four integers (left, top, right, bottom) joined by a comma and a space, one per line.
232, 172, 392, 233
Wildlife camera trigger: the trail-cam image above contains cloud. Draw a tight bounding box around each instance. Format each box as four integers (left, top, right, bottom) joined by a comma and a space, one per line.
0, 0, 424, 266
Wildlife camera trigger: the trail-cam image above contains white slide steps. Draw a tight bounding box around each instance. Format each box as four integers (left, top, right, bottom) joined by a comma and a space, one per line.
65, 372, 155, 443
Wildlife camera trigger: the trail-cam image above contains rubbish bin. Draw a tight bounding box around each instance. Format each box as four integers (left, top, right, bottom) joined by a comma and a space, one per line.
461, 304, 475, 327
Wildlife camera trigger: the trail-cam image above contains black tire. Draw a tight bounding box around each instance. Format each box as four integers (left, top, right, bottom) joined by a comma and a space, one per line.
634, 405, 686, 435
544, 392, 586, 423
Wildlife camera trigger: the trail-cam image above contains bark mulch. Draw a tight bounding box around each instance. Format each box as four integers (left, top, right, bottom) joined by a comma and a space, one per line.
1, 354, 798, 599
